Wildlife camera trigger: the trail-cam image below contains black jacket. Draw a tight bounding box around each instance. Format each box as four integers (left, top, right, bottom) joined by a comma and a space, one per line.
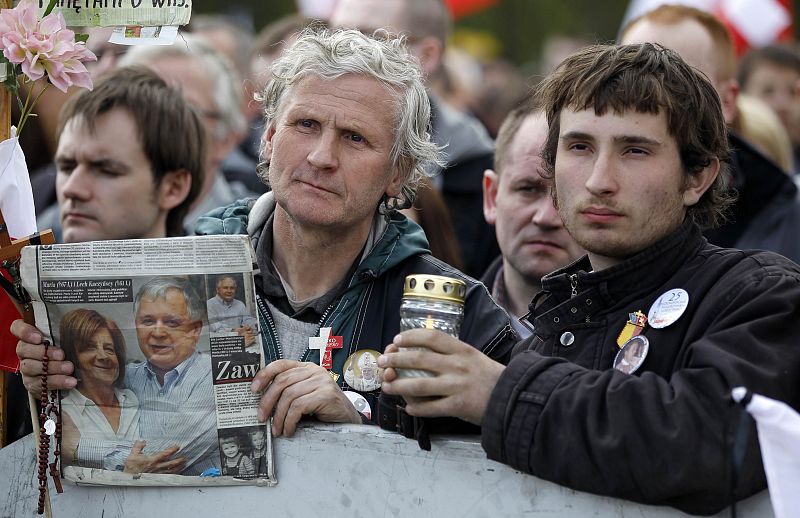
482, 219, 800, 515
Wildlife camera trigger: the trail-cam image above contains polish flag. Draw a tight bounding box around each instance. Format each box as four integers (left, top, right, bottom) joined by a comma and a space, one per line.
622, 0, 794, 55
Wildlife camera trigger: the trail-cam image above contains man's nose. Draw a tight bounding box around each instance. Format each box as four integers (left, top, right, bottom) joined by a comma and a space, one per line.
59, 166, 92, 201
307, 132, 339, 170
532, 196, 564, 229
151, 319, 169, 336
584, 151, 619, 196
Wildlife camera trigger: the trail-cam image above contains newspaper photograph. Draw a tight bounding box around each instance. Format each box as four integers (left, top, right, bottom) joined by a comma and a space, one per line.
19, 235, 276, 487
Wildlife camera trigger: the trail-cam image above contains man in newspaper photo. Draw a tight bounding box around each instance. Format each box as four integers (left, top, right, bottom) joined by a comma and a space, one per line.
206, 274, 257, 346
59, 276, 219, 475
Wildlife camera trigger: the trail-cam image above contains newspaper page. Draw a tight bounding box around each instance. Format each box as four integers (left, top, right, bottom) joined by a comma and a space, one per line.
38, 0, 192, 28
20, 235, 276, 487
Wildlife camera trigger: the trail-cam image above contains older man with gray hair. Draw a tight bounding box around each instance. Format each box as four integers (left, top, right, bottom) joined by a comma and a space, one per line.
194, 28, 516, 439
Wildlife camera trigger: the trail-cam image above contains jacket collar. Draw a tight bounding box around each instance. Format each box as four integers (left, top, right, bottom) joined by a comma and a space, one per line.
534, 219, 704, 334
251, 194, 431, 293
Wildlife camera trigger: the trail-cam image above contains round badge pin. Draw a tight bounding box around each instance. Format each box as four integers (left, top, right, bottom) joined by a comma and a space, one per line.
613, 335, 649, 374
344, 391, 372, 420
343, 349, 383, 392
647, 288, 689, 329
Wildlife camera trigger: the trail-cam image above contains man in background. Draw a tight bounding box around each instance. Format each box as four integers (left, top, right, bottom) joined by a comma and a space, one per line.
738, 44, 800, 173
188, 14, 265, 188
482, 100, 583, 338
118, 35, 262, 226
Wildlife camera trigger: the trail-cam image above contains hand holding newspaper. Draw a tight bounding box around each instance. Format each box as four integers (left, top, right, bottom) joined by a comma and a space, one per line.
20, 235, 275, 486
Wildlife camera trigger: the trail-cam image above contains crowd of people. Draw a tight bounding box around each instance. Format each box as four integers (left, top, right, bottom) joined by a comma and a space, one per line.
6, 0, 800, 514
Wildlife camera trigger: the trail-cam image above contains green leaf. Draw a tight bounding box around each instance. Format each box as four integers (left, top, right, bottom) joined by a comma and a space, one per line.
75, 33, 89, 44
43, 0, 58, 17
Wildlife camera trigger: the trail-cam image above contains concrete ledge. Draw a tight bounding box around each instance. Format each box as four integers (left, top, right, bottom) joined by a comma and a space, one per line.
0, 423, 774, 517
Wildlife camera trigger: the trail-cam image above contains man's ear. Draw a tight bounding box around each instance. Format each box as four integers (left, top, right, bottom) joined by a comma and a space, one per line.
263, 124, 276, 164
157, 169, 193, 211
385, 166, 405, 198
189, 320, 203, 340
483, 169, 499, 225
683, 158, 720, 208
719, 78, 740, 125
413, 36, 444, 77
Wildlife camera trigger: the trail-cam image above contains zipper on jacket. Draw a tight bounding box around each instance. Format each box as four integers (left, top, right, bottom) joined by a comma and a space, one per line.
256, 293, 284, 361
570, 274, 579, 297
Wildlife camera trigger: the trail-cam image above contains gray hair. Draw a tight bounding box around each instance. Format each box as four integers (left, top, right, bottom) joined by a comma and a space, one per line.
257, 27, 443, 207
216, 274, 237, 287
134, 276, 207, 324
119, 34, 246, 141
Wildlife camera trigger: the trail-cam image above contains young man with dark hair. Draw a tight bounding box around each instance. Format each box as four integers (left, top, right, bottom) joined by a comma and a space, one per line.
379, 43, 800, 514
43, 66, 205, 243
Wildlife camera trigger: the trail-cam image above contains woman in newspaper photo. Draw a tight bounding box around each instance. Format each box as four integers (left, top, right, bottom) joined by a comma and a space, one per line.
59, 309, 140, 451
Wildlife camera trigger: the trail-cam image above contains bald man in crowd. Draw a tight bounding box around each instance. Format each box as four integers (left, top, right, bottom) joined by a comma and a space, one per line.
482, 99, 584, 339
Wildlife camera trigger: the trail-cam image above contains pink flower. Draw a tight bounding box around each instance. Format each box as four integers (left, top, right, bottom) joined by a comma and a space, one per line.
0, 0, 96, 92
